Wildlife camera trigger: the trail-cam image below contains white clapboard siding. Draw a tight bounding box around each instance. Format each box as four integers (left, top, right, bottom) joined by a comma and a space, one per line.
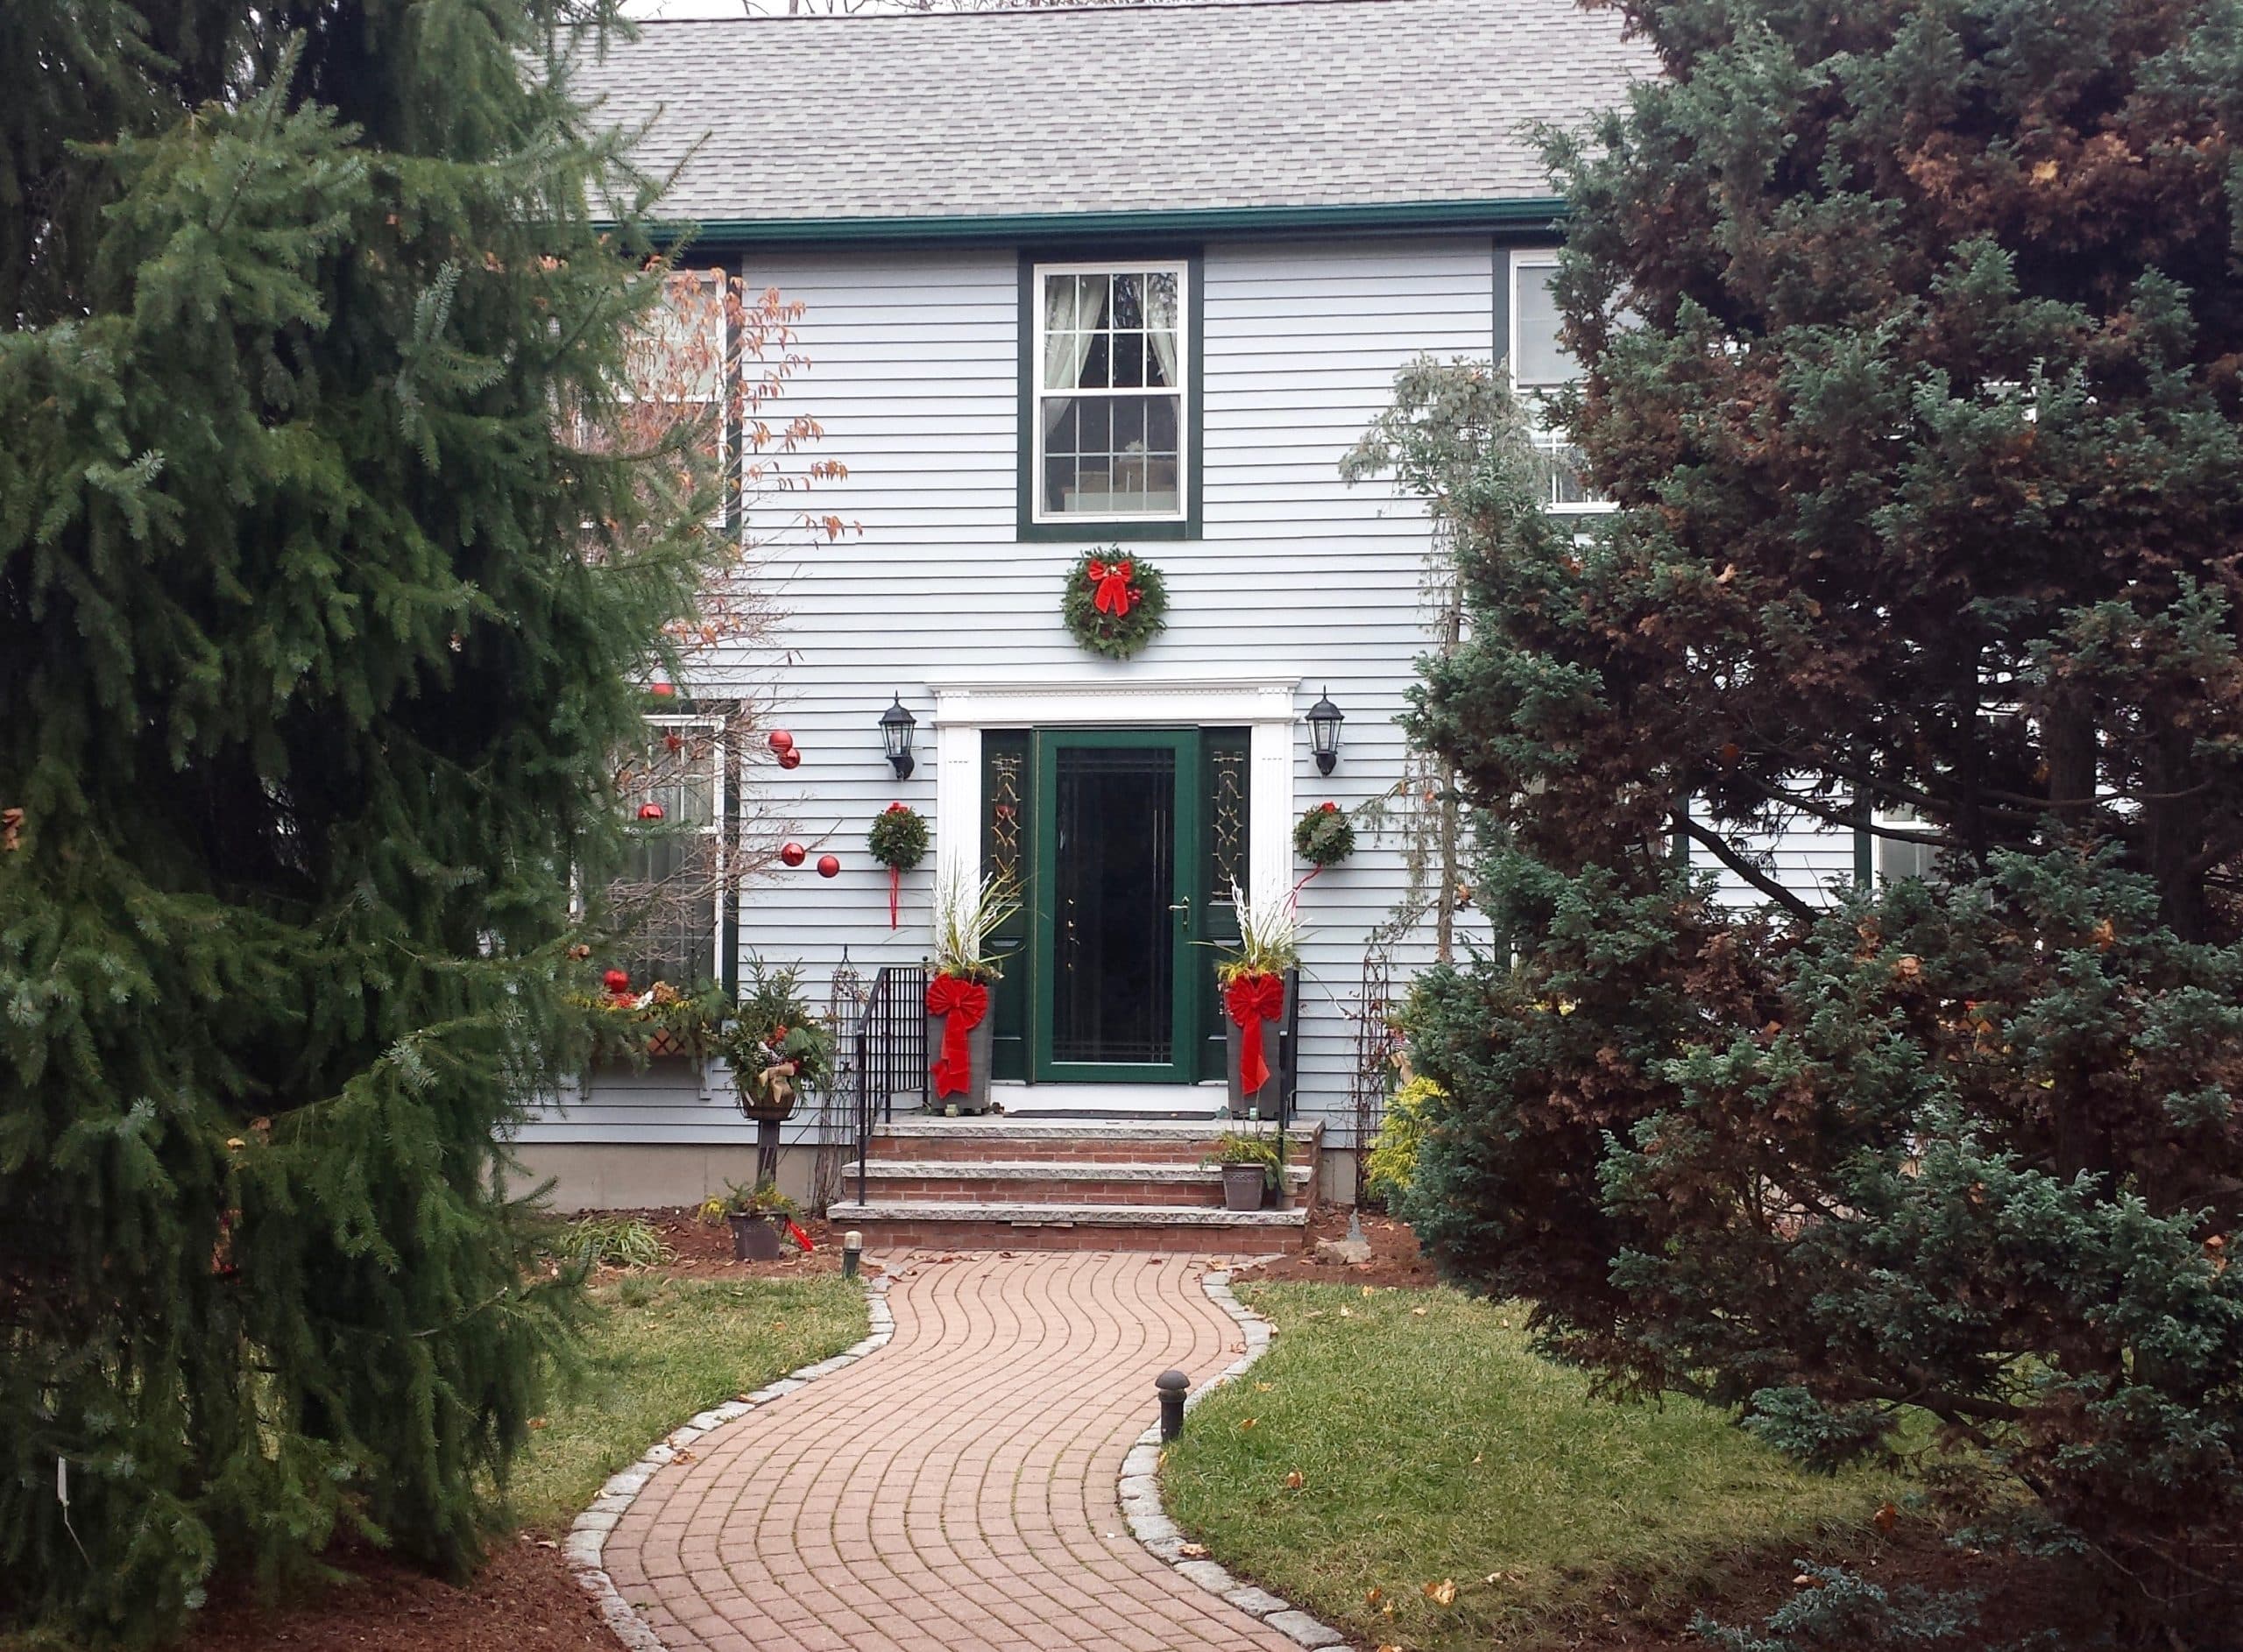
520, 235, 1501, 1150
1695, 803, 1862, 912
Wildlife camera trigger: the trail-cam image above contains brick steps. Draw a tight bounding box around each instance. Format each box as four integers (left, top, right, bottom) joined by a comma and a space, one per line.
833, 1117, 1320, 1253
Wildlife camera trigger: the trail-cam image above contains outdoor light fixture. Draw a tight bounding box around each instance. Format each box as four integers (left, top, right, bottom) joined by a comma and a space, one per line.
1306, 688, 1345, 776
879, 694, 917, 780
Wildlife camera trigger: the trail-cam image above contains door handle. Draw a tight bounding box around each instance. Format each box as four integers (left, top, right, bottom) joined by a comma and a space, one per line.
1168, 897, 1192, 914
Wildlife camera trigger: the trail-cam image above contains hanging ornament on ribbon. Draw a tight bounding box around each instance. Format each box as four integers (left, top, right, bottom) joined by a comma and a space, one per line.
779, 841, 807, 868
767, 728, 794, 754
637, 801, 665, 821
1060, 546, 1168, 660
778, 747, 803, 771
867, 802, 930, 929
816, 853, 841, 879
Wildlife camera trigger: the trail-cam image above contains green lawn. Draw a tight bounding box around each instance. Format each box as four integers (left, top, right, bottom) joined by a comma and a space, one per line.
508, 1272, 867, 1531
1163, 1283, 1904, 1651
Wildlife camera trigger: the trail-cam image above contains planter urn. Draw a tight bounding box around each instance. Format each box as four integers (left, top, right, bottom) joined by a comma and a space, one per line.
1220, 1163, 1269, 1212
925, 974, 997, 1115
726, 1212, 785, 1261
1223, 968, 1293, 1118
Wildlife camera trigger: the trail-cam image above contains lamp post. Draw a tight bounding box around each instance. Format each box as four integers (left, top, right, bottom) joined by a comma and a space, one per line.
879, 694, 917, 780
1306, 688, 1344, 776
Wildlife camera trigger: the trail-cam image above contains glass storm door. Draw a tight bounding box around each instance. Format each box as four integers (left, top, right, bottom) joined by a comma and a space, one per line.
1031, 730, 1199, 1083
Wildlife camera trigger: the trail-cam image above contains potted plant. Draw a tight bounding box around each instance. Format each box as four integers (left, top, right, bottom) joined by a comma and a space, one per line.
714, 960, 833, 1123
706, 1179, 798, 1261
1204, 1129, 1285, 1212
1218, 880, 1300, 1118
580, 971, 725, 1065
923, 864, 1018, 1115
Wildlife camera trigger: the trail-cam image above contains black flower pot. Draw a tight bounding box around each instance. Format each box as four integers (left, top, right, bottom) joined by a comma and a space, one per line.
727, 1212, 785, 1261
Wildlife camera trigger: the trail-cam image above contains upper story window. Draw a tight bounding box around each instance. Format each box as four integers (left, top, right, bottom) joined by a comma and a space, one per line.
1030, 261, 1190, 528
1509, 254, 1611, 514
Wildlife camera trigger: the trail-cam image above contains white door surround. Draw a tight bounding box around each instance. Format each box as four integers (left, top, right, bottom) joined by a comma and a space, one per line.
926, 674, 1303, 898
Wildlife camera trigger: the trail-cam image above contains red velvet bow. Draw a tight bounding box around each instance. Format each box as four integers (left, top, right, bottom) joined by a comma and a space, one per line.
1086, 559, 1136, 618
1224, 972, 1286, 1098
925, 974, 991, 1098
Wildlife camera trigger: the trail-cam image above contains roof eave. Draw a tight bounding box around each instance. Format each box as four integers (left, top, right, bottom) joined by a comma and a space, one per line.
628, 196, 1570, 250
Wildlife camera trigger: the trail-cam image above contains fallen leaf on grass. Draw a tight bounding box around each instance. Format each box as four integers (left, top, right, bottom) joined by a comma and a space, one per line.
1284, 1470, 1304, 1490
1361, 1285, 1376, 1298
1239, 1417, 1257, 1430
1411, 1306, 1428, 1317
1875, 1501, 1899, 1533
1423, 1579, 1458, 1606
1254, 1380, 1274, 1393
1178, 1542, 1208, 1558
1364, 1587, 1384, 1606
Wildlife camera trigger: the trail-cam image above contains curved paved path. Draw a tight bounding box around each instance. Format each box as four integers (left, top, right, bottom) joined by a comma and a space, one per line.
602, 1251, 1300, 1652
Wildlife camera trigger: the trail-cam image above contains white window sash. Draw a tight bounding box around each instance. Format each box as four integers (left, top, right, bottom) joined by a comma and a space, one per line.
1030, 260, 1190, 526
1508, 251, 1616, 517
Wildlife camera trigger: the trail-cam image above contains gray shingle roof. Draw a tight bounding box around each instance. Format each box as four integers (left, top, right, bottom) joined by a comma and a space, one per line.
577, 0, 1653, 229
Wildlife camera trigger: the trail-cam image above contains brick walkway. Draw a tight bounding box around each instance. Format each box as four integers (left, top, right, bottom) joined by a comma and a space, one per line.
601, 1251, 1300, 1652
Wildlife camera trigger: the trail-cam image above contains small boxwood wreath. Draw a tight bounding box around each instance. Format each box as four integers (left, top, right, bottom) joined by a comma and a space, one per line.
1061, 547, 1167, 660
867, 801, 929, 871
1293, 801, 1355, 866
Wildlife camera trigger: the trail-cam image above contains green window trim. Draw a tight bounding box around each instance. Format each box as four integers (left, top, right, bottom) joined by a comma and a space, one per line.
1017, 249, 1204, 542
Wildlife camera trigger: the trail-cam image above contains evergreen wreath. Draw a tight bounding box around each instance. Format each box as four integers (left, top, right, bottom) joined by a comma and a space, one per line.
1061, 547, 1167, 660
1293, 801, 1355, 866
867, 801, 929, 871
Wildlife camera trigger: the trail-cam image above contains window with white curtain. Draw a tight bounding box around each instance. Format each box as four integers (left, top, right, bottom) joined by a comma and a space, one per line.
1032, 262, 1188, 523
1510, 254, 1612, 513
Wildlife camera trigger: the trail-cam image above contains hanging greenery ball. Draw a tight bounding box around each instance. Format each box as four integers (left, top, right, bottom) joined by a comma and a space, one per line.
1060, 547, 1168, 660
1293, 801, 1355, 866
867, 801, 930, 872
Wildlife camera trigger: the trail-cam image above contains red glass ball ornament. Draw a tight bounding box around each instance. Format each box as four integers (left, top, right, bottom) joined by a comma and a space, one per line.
637, 801, 665, 821
767, 729, 794, 753
779, 842, 807, 868
816, 854, 841, 879
778, 747, 803, 770
603, 969, 631, 992
647, 681, 676, 699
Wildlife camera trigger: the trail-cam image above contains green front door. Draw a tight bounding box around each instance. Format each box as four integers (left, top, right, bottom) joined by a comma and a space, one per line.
1031, 729, 1201, 1083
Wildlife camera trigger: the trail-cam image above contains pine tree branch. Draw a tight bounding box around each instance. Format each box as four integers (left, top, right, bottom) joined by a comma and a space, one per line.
1672, 812, 1818, 921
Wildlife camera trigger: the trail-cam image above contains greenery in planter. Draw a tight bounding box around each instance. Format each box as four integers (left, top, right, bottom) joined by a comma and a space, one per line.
928, 865, 1019, 983
1215, 879, 1301, 987
1203, 1129, 1285, 1194
712, 960, 833, 1117
1291, 801, 1355, 868
699, 1179, 799, 1223
578, 974, 729, 1063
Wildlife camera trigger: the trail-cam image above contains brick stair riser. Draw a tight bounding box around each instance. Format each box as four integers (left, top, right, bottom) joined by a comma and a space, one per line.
850, 1218, 1290, 1255
867, 1134, 1316, 1167
854, 1175, 1302, 1208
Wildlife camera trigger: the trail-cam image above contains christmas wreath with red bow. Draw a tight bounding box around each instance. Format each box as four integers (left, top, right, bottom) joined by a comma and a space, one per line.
1060, 547, 1168, 660
1292, 801, 1355, 867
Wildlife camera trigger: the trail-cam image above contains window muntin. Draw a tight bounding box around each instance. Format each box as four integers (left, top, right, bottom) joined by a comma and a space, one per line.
1509, 255, 1611, 513
612, 715, 725, 989
1033, 263, 1188, 524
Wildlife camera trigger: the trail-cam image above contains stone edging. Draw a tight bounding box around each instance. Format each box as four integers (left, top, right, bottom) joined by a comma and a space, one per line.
563, 1269, 897, 1651
1117, 1268, 1350, 1649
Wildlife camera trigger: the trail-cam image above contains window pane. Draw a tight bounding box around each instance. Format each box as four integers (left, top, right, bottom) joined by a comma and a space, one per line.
1112, 272, 1143, 328
1514, 265, 1572, 386
1112, 329, 1144, 388
1078, 332, 1110, 389
1041, 392, 1180, 516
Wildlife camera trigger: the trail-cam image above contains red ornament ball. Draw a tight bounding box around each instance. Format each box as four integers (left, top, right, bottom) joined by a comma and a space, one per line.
780, 841, 807, 868
777, 747, 803, 770
816, 854, 841, 879
637, 801, 665, 821
647, 681, 676, 698
602, 969, 631, 992
767, 728, 794, 753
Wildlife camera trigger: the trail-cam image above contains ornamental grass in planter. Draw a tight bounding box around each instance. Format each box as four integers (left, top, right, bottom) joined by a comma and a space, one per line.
1204, 1129, 1286, 1211
704, 1179, 801, 1261
923, 865, 1017, 1115
1217, 880, 1301, 1118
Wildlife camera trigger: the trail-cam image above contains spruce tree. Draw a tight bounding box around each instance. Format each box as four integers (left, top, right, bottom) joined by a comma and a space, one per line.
1, 2, 715, 1641
1386, 0, 2243, 1636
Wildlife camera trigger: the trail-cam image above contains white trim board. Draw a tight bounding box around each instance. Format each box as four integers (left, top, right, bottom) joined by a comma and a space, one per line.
927, 674, 1303, 893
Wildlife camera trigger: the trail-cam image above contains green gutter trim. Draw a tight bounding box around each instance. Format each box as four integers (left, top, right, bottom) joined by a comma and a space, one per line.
634, 196, 1568, 249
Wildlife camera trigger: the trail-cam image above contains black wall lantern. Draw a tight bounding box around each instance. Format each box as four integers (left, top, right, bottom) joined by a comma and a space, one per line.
879, 693, 917, 780
1306, 688, 1344, 776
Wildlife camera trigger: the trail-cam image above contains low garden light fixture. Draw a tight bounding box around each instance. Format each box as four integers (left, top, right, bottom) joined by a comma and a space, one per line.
1305, 688, 1345, 776
879, 694, 917, 781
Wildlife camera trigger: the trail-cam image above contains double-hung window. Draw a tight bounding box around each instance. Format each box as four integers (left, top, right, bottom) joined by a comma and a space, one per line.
612, 713, 727, 990
1028, 260, 1191, 530
1509, 253, 1610, 513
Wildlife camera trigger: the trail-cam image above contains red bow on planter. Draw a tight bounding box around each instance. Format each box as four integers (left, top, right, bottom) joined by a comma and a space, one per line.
924, 974, 991, 1098
1224, 972, 1286, 1098
1086, 558, 1136, 618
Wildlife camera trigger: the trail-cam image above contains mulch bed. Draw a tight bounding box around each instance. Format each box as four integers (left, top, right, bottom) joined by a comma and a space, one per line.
180, 1536, 611, 1652
1227, 1202, 1436, 1288
607, 1206, 848, 1279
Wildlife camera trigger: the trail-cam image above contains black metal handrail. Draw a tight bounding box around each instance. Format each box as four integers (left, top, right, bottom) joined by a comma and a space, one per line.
853, 964, 929, 1203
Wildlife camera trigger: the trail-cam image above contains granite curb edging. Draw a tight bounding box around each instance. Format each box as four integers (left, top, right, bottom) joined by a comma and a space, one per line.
1117, 1266, 1352, 1650
563, 1268, 897, 1652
